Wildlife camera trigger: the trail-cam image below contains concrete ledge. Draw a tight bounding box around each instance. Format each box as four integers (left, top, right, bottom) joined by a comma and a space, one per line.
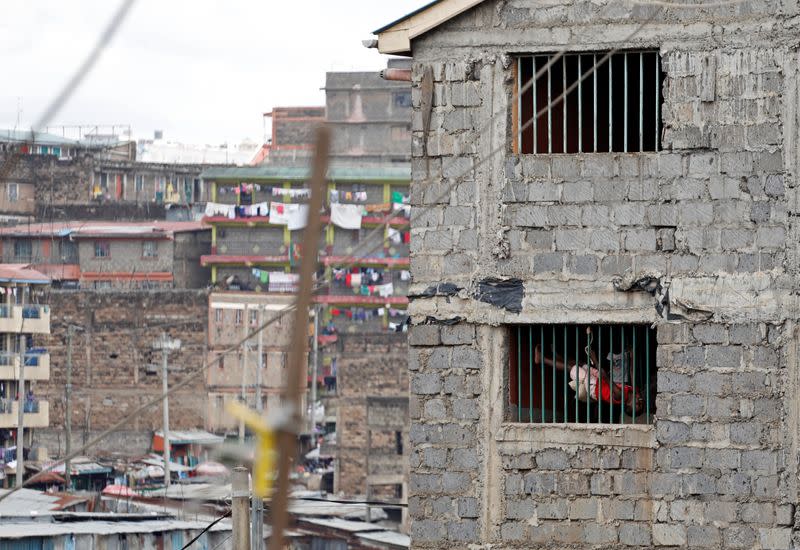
497, 422, 656, 448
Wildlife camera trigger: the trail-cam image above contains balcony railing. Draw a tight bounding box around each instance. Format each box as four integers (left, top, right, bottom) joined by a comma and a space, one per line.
0, 305, 51, 334
0, 400, 49, 428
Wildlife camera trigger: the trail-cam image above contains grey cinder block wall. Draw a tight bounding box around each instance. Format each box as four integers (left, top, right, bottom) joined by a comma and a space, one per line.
405, 1, 799, 548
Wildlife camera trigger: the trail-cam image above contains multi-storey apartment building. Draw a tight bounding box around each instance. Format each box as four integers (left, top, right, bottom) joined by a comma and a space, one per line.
0, 265, 51, 457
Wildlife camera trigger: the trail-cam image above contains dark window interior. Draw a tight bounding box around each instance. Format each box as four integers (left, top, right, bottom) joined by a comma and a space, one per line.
518, 51, 663, 154
509, 324, 657, 425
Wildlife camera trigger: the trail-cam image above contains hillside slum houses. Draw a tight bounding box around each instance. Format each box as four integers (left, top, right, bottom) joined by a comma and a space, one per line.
0, 60, 412, 544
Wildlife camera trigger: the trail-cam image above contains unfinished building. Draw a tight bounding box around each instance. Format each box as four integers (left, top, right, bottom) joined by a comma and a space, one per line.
375, 1, 799, 548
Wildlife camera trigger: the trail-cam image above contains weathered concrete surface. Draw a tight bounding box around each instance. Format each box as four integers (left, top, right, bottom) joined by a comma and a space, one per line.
33, 290, 209, 456
405, 1, 800, 548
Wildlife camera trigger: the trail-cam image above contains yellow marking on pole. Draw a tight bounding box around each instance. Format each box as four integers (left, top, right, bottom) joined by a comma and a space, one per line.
225, 401, 276, 497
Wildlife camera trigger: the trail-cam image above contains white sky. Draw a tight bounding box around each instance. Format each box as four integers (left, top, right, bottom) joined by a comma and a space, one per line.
0, 0, 422, 146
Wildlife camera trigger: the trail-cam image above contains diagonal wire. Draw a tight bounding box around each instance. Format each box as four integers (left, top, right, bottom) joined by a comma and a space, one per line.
0, 2, 667, 502
179, 509, 231, 550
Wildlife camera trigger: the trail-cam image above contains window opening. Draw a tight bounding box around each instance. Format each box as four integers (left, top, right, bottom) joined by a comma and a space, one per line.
394, 91, 412, 108
517, 51, 662, 154
14, 240, 31, 260
94, 241, 111, 258
142, 241, 157, 258
7, 183, 18, 203
235, 309, 243, 325
509, 324, 656, 425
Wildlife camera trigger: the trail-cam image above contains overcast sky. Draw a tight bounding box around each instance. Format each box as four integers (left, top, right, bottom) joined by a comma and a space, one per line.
0, 1, 421, 146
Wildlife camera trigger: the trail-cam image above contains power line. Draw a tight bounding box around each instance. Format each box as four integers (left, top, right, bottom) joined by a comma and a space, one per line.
179, 509, 231, 550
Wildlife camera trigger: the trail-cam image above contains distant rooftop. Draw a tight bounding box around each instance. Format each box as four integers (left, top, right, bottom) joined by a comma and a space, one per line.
0, 264, 50, 285
201, 164, 410, 182
0, 221, 208, 239
0, 129, 127, 150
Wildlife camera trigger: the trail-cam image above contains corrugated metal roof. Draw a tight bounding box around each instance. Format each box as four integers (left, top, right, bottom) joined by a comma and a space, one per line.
0, 264, 50, 284
0, 221, 208, 239
0, 129, 127, 150
200, 164, 410, 182
300, 517, 383, 533
154, 430, 225, 445
0, 518, 232, 539
43, 461, 111, 476
0, 488, 70, 515
357, 530, 411, 548
0, 129, 79, 147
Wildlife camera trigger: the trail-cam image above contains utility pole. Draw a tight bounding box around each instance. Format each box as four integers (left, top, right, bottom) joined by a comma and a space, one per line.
256, 306, 263, 414
161, 333, 170, 488
309, 304, 319, 434
251, 306, 264, 550
231, 466, 251, 550
15, 333, 26, 488
64, 326, 74, 490
153, 332, 180, 488
239, 313, 248, 442
269, 126, 330, 550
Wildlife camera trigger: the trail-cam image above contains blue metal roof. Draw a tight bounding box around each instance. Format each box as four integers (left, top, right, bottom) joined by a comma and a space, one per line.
201, 164, 410, 183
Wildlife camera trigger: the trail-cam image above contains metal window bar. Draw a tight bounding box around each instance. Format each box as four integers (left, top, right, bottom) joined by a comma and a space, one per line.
522, 51, 661, 154
533, 57, 538, 154
547, 61, 552, 154
578, 55, 583, 153
510, 324, 656, 425
624, 53, 628, 153
639, 53, 644, 152
562, 57, 567, 154
593, 54, 598, 153
655, 53, 661, 153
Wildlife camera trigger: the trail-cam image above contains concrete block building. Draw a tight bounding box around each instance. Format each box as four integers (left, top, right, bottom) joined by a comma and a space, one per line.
375, 1, 799, 548
0, 221, 210, 290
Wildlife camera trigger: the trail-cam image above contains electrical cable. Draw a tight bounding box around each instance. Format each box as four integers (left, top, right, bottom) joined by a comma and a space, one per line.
179, 509, 231, 550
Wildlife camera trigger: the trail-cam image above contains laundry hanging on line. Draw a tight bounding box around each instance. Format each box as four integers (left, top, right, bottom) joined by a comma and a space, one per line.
330, 203, 364, 230
270, 202, 309, 230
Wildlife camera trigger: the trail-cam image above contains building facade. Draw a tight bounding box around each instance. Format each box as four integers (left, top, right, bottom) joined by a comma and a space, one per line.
0, 265, 51, 457
204, 292, 303, 433
0, 221, 211, 290
33, 289, 209, 457
376, 1, 799, 548
0, 131, 226, 221
326, 60, 412, 165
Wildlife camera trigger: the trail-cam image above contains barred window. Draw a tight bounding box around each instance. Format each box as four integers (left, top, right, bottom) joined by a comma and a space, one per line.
509, 324, 657, 425
142, 241, 157, 258
94, 241, 111, 258
517, 51, 663, 154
